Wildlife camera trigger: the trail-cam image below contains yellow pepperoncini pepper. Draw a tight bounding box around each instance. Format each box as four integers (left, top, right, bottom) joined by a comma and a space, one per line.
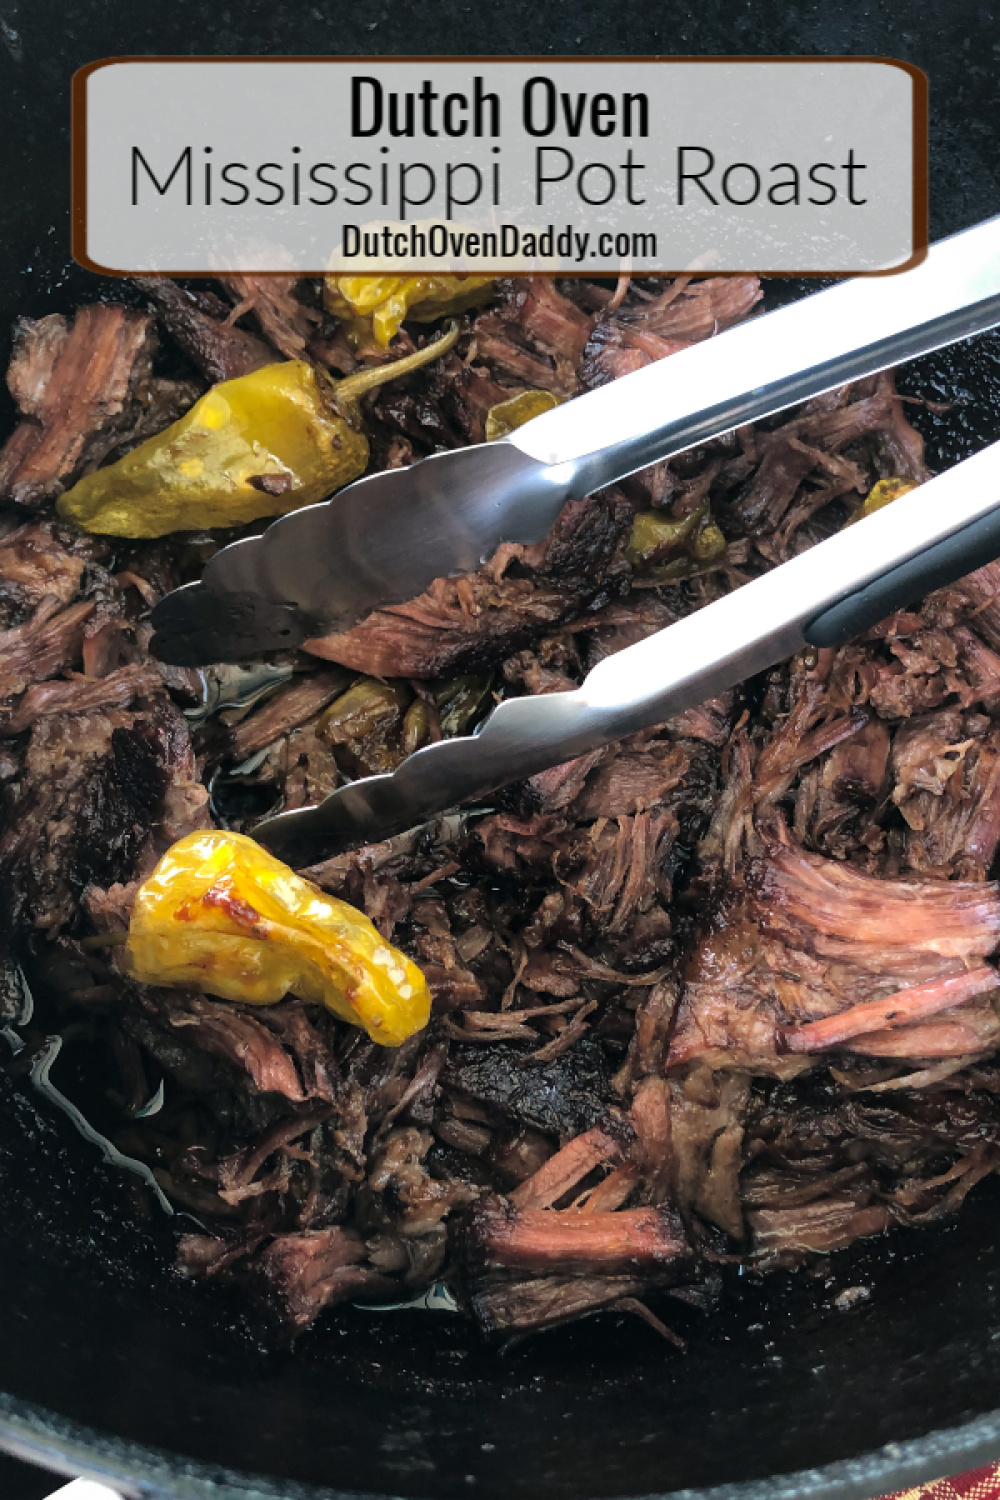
56, 327, 458, 539
126, 830, 431, 1047
848, 476, 920, 526
626, 503, 727, 579
484, 389, 559, 442
435, 674, 494, 736
325, 274, 495, 347
317, 677, 411, 775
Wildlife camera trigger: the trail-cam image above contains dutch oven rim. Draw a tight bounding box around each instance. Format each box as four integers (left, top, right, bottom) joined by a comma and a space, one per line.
2, 1391, 1000, 1500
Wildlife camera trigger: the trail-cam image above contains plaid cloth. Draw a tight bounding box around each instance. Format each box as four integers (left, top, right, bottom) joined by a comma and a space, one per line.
886, 1468, 1000, 1500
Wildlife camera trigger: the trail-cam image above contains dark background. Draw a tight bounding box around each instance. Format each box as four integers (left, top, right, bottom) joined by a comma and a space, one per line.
0, 1452, 55, 1500
0, 3, 998, 1499
0, 1449, 63, 1500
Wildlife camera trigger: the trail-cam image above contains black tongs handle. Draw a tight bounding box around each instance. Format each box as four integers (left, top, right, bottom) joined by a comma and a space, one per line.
807, 503, 1000, 648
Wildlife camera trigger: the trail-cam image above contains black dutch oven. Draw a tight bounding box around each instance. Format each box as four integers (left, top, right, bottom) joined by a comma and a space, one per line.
3, 2, 1000, 1497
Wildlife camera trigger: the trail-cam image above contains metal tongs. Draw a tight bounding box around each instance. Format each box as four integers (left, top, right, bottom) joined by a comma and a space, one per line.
151, 218, 1000, 863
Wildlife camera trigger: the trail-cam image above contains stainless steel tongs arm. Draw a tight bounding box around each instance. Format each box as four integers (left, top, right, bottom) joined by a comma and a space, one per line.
151, 215, 1000, 664
508, 213, 1000, 493
255, 438, 1000, 863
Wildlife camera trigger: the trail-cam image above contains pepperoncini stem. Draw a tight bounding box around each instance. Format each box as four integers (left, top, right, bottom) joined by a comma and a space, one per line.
333, 321, 460, 405
126, 830, 431, 1047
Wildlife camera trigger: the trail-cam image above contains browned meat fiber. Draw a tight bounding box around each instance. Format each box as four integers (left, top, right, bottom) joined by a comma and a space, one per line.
3, 268, 1000, 1350
0, 305, 199, 507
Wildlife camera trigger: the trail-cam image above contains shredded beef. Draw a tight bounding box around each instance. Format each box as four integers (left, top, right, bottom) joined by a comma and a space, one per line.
0, 305, 163, 507
304, 489, 634, 677
580, 276, 763, 388
1, 687, 207, 934
0, 662, 164, 736
254, 1227, 395, 1335
0, 521, 85, 626
5, 269, 1000, 1349
0, 596, 94, 699
466, 1196, 691, 1275
219, 275, 322, 362
468, 1273, 648, 1335
134, 278, 274, 382
228, 668, 353, 760
472, 277, 594, 397
670, 837, 1000, 1073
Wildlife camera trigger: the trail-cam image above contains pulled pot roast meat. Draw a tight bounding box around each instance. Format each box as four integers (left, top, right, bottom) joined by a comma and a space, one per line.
4, 270, 1000, 1348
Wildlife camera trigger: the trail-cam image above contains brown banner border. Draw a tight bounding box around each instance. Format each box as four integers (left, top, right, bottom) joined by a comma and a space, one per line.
70, 54, 929, 279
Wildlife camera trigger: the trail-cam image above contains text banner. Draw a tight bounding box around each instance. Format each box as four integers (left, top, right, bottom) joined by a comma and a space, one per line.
73, 57, 926, 275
